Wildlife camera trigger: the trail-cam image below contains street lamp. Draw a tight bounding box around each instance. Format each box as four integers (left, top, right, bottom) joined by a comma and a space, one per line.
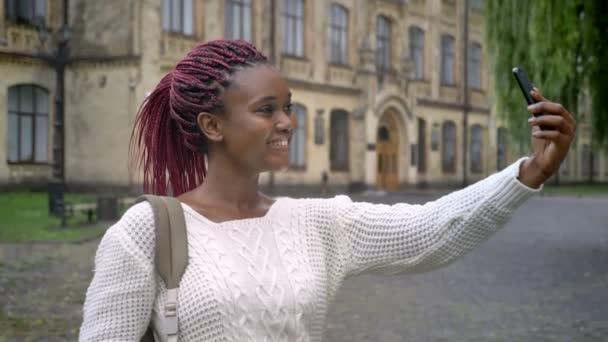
36, 0, 71, 226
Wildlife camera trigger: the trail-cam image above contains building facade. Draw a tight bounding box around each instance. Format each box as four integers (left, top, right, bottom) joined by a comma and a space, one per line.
1, 0, 606, 192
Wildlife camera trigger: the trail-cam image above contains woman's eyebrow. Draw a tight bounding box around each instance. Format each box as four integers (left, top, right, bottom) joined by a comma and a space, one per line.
252, 92, 292, 105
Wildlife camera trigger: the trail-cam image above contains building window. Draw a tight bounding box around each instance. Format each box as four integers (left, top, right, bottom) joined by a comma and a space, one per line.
5, 0, 45, 26
471, 0, 484, 11
162, 0, 194, 35
560, 157, 569, 176
409, 26, 424, 80
417, 118, 426, 173
496, 127, 507, 171
314, 111, 324, 145
468, 42, 481, 89
7, 85, 49, 163
289, 104, 306, 168
442, 121, 456, 173
431, 123, 440, 151
581, 144, 591, 177
441, 34, 455, 85
281, 0, 304, 56
328, 4, 348, 65
225, 0, 252, 41
330, 110, 349, 170
470, 124, 482, 173
376, 15, 391, 72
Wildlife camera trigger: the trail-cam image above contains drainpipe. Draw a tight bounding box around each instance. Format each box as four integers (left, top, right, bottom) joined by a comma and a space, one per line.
462, 0, 469, 187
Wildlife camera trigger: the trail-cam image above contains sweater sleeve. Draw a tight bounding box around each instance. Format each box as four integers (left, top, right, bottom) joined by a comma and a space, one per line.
331, 157, 541, 277
79, 202, 157, 341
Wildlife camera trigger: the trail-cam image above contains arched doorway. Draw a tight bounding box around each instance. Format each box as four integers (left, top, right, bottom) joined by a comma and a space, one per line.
376, 113, 399, 190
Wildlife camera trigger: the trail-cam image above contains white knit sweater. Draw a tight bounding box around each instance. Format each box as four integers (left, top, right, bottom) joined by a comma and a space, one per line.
80, 158, 540, 341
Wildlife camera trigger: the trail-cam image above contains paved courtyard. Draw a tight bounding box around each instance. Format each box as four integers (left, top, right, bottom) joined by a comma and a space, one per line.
1, 193, 607, 341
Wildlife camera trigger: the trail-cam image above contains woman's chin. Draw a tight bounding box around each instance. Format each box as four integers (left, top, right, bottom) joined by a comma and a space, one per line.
265, 160, 290, 172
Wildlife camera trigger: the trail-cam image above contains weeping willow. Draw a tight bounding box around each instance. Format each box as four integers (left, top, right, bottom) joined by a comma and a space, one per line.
484, 0, 608, 150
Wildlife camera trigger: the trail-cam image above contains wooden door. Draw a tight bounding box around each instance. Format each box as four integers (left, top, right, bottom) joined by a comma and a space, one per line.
376, 116, 399, 190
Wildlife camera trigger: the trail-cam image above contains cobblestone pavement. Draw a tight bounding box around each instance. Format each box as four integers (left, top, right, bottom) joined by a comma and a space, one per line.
324, 194, 608, 341
1, 194, 607, 341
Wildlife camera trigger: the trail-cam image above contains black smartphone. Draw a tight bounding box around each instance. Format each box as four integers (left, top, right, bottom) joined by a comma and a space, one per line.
512, 66, 550, 130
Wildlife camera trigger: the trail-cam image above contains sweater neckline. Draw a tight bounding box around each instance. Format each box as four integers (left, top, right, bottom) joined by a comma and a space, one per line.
180, 197, 284, 226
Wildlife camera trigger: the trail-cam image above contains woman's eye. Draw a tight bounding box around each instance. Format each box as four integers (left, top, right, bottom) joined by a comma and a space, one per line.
258, 106, 274, 114
284, 103, 293, 113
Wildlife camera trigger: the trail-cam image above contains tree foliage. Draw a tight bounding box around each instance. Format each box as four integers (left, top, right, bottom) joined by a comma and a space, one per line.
484, 0, 608, 149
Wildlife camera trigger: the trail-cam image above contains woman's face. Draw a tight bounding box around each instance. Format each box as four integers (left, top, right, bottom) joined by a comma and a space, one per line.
215, 64, 296, 173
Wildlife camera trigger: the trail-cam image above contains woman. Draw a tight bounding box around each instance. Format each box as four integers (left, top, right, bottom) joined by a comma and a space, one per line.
79, 39, 576, 341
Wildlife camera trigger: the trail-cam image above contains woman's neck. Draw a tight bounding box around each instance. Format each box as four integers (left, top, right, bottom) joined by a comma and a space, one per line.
199, 167, 262, 209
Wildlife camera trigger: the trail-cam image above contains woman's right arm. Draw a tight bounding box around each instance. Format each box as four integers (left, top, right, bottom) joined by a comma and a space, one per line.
79, 203, 156, 341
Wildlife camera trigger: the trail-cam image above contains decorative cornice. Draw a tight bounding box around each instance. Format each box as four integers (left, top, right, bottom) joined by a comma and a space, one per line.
0, 51, 140, 66
286, 78, 363, 96
417, 98, 490, 114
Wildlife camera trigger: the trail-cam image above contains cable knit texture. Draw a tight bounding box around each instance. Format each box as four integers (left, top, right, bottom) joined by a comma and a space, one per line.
80, 158, 541, 341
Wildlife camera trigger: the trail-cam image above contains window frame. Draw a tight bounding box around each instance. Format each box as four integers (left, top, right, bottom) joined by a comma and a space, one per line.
289, 104, 307, 169
7, 84, 50, 164
329, 110, 349, 171
409, 26, 425, 80
5, 0, 46, 26
470, 124, 483, 173
225, 0, 252, 41
162, 0, 194, 36
442, 120, 456, 173
496, 127, 507, 171
440, 34, 455, 86
281, 0, 305, 57
468, 42, 482, 89
375, 15, 391, 72
327, 3, 348, 65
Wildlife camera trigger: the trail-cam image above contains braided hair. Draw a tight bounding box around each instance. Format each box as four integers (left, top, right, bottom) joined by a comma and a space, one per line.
130, 39, 269, 196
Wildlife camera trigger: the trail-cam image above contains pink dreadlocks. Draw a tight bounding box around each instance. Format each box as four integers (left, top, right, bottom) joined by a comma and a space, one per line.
130, 39, 269, 196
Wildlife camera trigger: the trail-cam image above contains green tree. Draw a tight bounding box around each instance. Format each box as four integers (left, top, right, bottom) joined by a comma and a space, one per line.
484, 0, 608, 150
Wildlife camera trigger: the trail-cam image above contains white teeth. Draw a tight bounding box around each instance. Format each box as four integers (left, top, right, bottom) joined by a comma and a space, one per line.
269, 140, 288, 147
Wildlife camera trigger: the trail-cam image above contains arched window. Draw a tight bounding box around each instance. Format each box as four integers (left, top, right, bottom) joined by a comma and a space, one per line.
281, 0, 305, 56
162, 0, 194, 35
470, 124, 482, 173
7, 85, 49, 163
409, 26, 424, 80
376, 15, 391, 71
496, 127, 507, 171
328, 4, 348, 64
442, 121, 456, 173
289, 104, 307, 168
225, 0, 252, 41
330, 110, 349, 170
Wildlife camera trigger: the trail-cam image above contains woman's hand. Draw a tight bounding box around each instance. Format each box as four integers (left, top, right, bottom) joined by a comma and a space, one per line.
517, 87, 577, 189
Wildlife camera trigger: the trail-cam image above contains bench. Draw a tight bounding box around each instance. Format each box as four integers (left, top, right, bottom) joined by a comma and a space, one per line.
63, 196, 139, 224
65, 202, 97, 223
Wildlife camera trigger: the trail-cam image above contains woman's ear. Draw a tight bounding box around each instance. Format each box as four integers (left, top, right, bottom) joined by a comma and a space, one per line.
197, 112, 223, 142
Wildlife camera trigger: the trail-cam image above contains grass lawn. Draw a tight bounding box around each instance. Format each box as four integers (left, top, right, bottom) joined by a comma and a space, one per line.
0, 192, 108, 243
542, 183, 608, 197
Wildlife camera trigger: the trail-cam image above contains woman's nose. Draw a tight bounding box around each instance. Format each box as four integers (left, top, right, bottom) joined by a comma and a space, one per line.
275, 113, 294, 133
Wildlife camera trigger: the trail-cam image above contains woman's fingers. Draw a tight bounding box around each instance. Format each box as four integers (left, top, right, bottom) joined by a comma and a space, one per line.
527, 101, 576, 129
531, 87, 547, 102
532, 129, 568, 142
528, 114, 574, 135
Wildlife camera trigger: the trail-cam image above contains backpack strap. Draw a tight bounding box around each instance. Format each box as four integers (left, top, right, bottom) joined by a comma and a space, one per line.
136, 195, 188, 342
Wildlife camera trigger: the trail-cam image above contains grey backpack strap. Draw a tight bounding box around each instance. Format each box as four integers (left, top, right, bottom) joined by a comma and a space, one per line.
136, 195, 188, 342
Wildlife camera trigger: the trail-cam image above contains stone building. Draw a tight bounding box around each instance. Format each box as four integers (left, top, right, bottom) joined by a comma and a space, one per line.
0, 0, 606, 192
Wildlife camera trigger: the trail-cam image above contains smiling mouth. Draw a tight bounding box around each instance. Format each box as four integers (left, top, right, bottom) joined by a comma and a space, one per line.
268, 138, 289, 149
